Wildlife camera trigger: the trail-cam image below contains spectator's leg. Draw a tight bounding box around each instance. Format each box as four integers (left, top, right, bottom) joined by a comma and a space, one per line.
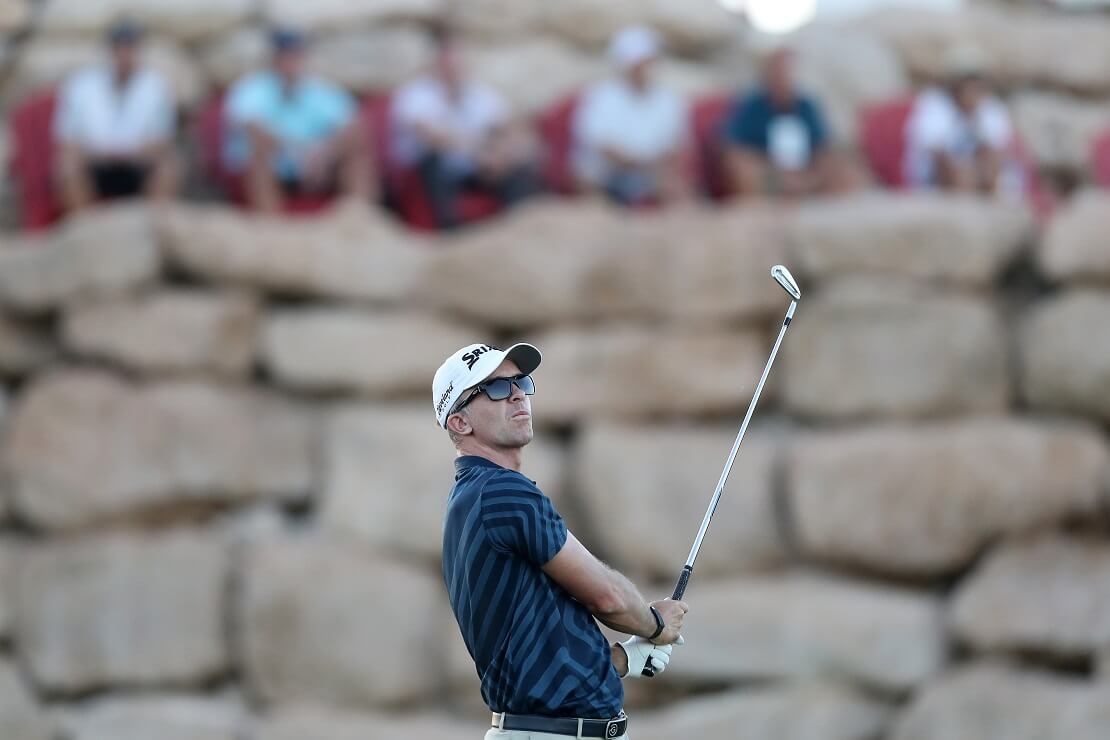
725, 147, 772, 198
975, 147, 1002, 194
933, 151, 978, 192
656, 152, 695, 204
245, 125, 282, 213
145, 146, 181, 202
334, 121, 375, 203
417, 152, 462, 229
56, 143, 95, 212
488, 164, 539, 209
814, 149, 868, 194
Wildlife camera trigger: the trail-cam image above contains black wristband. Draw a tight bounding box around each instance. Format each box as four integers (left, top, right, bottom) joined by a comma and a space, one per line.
647, 606, 665, 641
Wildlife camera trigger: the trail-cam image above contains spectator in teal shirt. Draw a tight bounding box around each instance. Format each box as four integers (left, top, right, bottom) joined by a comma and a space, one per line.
223, 29, 374, 212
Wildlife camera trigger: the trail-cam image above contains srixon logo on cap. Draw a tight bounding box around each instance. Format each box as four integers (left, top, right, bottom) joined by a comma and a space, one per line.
461, 345, 499, 370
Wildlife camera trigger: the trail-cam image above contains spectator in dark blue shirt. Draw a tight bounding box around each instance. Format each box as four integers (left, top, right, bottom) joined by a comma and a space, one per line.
723, 45, 850, 198
433, 342, 688, 739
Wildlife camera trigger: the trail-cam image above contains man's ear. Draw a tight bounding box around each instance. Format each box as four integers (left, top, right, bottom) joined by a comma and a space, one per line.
447, 412, 472, 437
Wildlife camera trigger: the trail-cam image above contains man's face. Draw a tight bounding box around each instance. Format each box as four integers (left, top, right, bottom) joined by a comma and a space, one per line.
953, 76, 986, 114
111, 42, 139, 76
436, 41, 463, 88
765, 49, 795, 101
274, 48, 306, 80
454, 359, 533, 449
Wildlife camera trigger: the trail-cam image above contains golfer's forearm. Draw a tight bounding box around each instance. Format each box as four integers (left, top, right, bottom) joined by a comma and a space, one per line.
590, 572, 657, 637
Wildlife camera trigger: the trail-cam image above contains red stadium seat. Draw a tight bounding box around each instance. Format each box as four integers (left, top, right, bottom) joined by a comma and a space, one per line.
1093, 128, 1110, 188
536, 93, 580, 196
858, 96, 914, 188
9, 89, 63, 230
690, 94, 734, 200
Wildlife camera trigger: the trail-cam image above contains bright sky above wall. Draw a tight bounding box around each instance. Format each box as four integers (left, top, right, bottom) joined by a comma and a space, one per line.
718, 0, 965, 34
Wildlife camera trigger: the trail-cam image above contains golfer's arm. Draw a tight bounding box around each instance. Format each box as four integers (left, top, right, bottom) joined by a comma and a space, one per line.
542, 531, 658, 638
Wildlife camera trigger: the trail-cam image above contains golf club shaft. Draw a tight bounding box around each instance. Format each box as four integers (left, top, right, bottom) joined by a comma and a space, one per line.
642, 299, 796, 676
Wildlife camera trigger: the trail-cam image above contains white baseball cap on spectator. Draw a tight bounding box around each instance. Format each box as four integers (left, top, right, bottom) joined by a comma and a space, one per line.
608, 26, 662, 69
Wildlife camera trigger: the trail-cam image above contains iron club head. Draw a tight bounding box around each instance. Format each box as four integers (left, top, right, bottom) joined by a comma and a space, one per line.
771, 265, 801, 300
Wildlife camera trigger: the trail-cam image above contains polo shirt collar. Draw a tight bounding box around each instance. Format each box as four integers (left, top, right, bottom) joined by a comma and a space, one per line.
455, 455, 504, 475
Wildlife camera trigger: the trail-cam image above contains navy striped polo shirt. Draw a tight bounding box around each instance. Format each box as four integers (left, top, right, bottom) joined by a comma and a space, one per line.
442, 455, 623, 718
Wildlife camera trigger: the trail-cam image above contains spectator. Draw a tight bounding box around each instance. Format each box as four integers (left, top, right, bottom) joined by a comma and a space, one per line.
223, 29, 373, 213
904, 44, 1023, 196
53, 20, 178, 212
573, 26, 692, 205
723, 44, 847, 199
391, 24, 537, 230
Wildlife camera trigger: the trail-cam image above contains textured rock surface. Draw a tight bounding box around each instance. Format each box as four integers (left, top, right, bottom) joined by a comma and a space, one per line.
573, 422, 782, 577
781, 291, 1008, 419
789, 194, 1030, 286
533, 325, 773, 423
0, 539, 15, 640
788, 419, 1108, 575
14, 531, 229, 692
0, 658, 51, 740
2, 371, 315, 529
540, 0, 738, 53
239, 540, 448, 709
417, 203, 789, 327
260, 310, 475, 395
162, 203, 429, 303
39, 0, 254, 40
667, 573, 946, 691
59, 695, 245, 740
1019, 291, 1110, 421
62, 290, 259, 377
0, 314, 56, 376
892, 663, 1110, 740
309, 28, 433, 94
950, 535, 1110, 658
1011, 93, 1110, 174
1039, 190, 1110, 283
635, 685, 891, 740
320, 403, 569, 561
262, 0, 443, 31
0, 206, 160, 315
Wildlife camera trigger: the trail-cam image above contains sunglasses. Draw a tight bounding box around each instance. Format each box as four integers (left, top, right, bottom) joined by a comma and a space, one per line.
452, 374, 535, 415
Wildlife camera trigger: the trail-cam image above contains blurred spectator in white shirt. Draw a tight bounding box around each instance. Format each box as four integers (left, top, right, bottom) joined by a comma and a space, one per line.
391, 24, 537, 229
905, 44, 1024, 196
573, 26, 691, 206
53, 20, 179, 212
224, 28, 373, 213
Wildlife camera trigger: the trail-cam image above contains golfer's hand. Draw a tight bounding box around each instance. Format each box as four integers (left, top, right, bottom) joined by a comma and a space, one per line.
649, 599, 689, 645
618, 637, 673, 678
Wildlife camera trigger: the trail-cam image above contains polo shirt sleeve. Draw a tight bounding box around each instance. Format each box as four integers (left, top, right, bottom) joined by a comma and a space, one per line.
314, 81, 356, 130
224, 76, 267, 126
481, 475, 568, 567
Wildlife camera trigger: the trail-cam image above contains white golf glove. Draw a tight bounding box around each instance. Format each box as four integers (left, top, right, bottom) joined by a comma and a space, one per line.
618, 635, 682, 678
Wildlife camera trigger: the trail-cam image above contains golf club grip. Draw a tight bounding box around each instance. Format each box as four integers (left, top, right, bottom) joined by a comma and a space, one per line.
641, 565, 694, 677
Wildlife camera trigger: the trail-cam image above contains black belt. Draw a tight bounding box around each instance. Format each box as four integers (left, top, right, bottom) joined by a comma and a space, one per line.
491, 710, 628, 738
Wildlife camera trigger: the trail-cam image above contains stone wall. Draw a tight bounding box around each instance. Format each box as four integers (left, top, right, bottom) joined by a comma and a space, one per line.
0, 191, 1106, 738
2, 1, 1110, 738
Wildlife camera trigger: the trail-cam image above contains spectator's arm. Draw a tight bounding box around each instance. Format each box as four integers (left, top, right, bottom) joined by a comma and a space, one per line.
803, 96, 830, 153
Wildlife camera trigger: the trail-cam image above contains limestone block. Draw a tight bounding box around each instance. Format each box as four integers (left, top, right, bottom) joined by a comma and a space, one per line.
2, 370, 315, 530
1039, 190, 1110, 283
788, 419, 1108, 575
14, 530, 229, 692
62, 290, 259, 377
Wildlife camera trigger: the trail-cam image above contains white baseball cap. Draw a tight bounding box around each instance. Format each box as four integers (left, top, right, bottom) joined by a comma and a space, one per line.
608, 26, 661, 69
432, 342, 542, 428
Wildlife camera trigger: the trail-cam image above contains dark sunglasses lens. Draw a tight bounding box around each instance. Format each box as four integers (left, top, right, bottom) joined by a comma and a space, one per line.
482, 375, 535, 401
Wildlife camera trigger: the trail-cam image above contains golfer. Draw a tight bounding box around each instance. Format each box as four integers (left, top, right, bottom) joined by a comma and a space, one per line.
434, 342, 688, 739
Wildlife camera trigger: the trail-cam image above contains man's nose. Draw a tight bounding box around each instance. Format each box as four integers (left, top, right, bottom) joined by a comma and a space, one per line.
508, 380, 525, 402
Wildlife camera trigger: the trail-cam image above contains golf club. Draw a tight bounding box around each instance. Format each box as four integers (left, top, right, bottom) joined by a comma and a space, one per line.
643, 264, 800, 676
